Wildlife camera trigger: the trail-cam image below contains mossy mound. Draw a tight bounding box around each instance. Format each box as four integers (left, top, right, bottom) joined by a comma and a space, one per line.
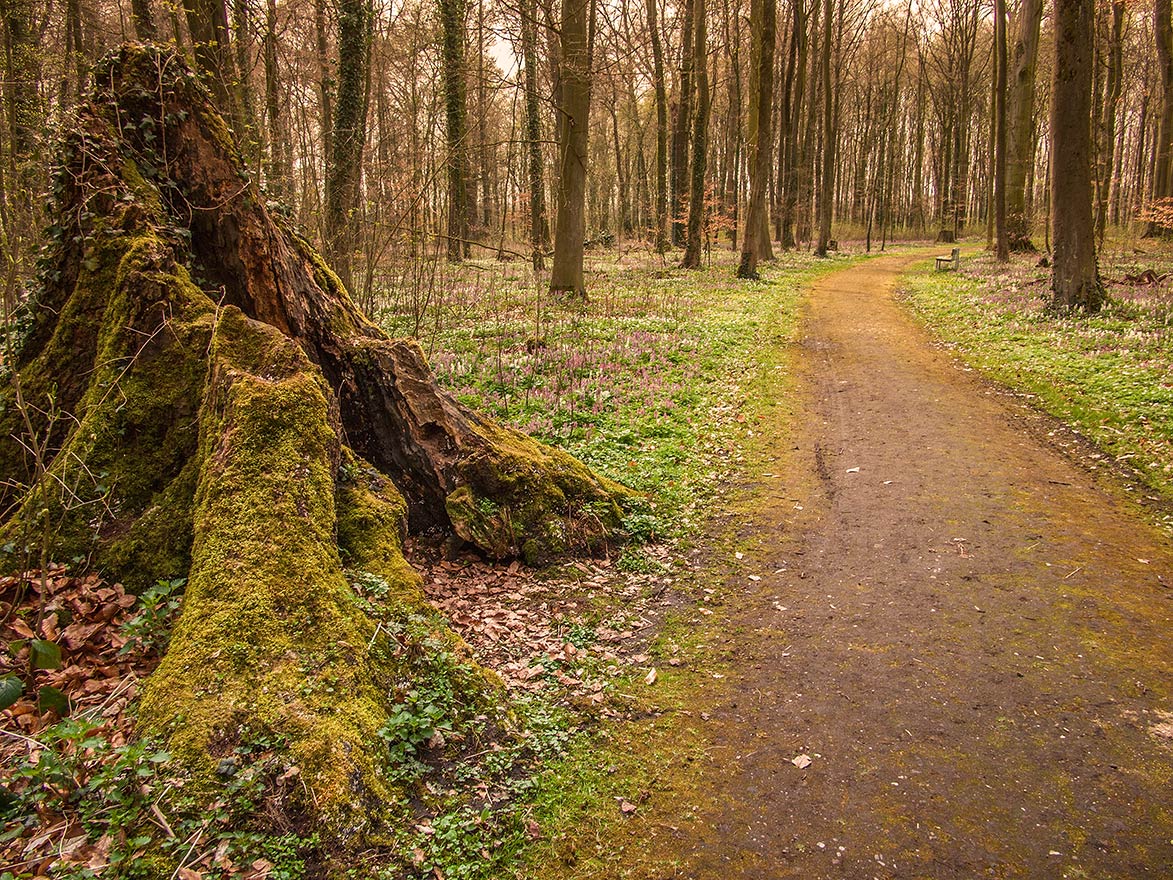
0, 44, 633, 854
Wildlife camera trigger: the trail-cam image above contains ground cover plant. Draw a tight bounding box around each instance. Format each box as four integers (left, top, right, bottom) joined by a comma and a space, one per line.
898, 244, 1173, 536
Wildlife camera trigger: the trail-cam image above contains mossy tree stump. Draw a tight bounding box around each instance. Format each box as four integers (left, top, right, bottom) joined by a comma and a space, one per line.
0, 46, 633, 845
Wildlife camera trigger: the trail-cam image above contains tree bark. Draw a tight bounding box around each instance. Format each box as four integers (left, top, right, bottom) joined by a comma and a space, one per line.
1095, 0, 1124, 244
646, 0, 669, 251
549, 0, 595, 297
739, 0, 776, 277
993, 0, 1008, 261
1151, 0, 1173, 233
1051, 0, 1104, 311
521, 0, 549, 269
670, 0, 696, 246
132, 0, 157, 39
681, 0, 710, 269
814, 0, 834, 256
1006, 0, 1043, 249
325, 0, 371, 292
439, 0, 468, 261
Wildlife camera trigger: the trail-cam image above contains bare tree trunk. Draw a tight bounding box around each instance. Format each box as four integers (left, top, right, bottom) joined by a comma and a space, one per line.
1006, 0, 1043, 249
681, 0, 710, 268
325, 0, 370, 292
1150, 0, 1173, 234
739, 0, 776, 277
439, 0, 468, 261
521, 0, 549, 269
1095, 0, 1124, 244
262, 0, 288, 199
779, 0, 806, 250
647, 0, 669, 251
994, 0, 1008, 261
549, 0, 595, 297
814, 0, 833, 256
313, 0, 333, 219
1051, 0, 1104, 311
671, 0, 696, 246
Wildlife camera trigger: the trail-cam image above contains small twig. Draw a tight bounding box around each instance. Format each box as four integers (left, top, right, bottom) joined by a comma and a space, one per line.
1064, 566, 1084, 580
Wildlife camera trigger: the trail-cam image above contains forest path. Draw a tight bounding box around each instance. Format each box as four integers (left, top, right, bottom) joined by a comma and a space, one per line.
630, 253, 1173, 878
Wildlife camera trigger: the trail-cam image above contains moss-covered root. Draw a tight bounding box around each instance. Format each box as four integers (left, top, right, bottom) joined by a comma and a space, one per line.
137, 307, 406, 840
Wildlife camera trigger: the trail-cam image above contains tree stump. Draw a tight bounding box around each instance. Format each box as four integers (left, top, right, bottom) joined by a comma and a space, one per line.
0, 46, 634, 846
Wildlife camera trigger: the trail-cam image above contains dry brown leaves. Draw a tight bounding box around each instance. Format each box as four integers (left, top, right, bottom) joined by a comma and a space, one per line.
410, 542, 678, 710
1, 566, 160, 874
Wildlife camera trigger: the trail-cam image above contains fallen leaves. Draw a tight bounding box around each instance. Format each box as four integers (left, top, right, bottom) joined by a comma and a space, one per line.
791, 754, 813, 769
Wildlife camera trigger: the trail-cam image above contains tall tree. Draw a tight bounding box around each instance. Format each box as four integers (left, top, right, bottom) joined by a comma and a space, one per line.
670, 0, 696, 246
1095, 0, 1124, 244
439, 0, 469, 261
325, 0, 372, 292
1150, 0, 1173, 233
647, 0, 669, 251
1051, 0, 1104, 311
681, 0, 710, 268
814, 0, 834, 256
132, 0, 157, 40
521, 0, 549, 269
993, 0, 1008, 261
184, 0, 238, 125
549, 0, 596, 297
1005, 0, 1044, 249
738, 0, 776, 277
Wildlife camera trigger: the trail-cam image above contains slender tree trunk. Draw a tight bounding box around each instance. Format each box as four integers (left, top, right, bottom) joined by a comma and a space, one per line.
1151, 0, 1173, 233
439, 0, 468, 262
1006, 0, 1043, 249
814, 0, 833, 256
783, 0, 809, 248
1051, 0, 1104, 311
263, 0, 287, 199
647, 0, 669, 251
314, 0, 334, 210
521, 0, 549, 269
325, 0, 371, 293
1095, 0, 1124, 244
549, 0, 595, 297
739, 0, 776, 277
681, 0, 710, 268
671, 0, 696, 246
994, 0, 1008, 261
132, 0, 157, 39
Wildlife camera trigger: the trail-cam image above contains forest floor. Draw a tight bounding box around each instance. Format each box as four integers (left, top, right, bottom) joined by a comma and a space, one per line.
524, 251, 1173, 878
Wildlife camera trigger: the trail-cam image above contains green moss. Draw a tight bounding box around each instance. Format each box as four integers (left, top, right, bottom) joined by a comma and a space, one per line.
336, 448, 422, 599
138, 307, 397, 839
0, 223, 214, 585
448, 417, 636, 565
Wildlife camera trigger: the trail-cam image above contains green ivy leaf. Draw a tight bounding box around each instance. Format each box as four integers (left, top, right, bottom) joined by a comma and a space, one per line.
0, 676, 22, 710
37, 686, 70, 717
30, 639, 62, 671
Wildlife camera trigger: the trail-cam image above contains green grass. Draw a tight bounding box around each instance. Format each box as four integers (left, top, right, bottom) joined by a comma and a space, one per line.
898, 251, 1173, 533
377, 250, 856, 543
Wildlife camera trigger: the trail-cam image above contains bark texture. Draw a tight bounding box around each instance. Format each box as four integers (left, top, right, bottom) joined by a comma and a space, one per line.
1051, 0, 1104, 311
0, 45, 632, 843
738, 0, 776, 278
549, 0, 595, 297
1006, 0, 1043, 249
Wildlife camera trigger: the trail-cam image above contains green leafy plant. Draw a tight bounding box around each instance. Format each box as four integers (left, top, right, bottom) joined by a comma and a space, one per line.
119, 576, 185, 654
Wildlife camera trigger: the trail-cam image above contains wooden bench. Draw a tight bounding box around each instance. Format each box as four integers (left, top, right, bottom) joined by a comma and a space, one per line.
935, 247, 960, 271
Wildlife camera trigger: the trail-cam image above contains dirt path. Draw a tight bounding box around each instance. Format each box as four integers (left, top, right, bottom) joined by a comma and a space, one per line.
636, 253, 1173, 878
